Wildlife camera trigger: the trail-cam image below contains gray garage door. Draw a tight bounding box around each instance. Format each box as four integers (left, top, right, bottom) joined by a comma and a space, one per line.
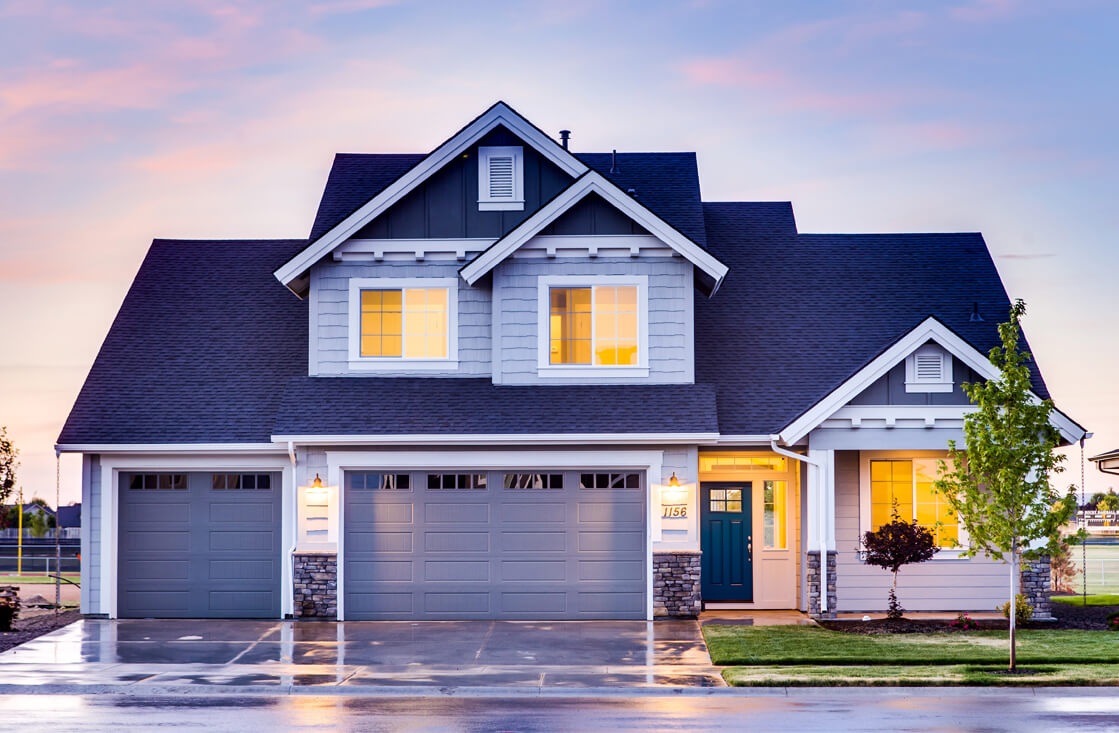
344, 470, 647, 620
118, 471, 281, 618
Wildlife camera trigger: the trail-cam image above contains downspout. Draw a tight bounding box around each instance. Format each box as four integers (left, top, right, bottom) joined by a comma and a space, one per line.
770, 436, 828, 613
287, 441, 297, 619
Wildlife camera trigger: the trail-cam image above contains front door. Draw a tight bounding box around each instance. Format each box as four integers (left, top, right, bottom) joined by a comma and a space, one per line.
700, 482, 753, 602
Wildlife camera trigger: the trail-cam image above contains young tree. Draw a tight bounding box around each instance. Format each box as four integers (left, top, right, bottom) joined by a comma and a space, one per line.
0, 427, 17, 514
935, 300, 1078, 671
861, 505, 939, 618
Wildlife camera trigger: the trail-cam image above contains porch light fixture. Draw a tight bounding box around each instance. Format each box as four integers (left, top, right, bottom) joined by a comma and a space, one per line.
668, 472, 680, 487
310, 473, 324, 489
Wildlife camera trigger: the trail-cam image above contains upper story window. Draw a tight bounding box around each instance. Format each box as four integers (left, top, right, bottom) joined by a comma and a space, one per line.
347, 277, 458, 370
477, 146, 524, 211
905, 343, 953, 393
536, 275, 649, 378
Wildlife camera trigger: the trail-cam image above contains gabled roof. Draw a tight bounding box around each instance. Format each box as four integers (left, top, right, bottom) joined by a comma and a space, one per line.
459, 170, 729, 291
776, 316, 1083, 445
696, 204, 1067, 438
274, 101, 588, 292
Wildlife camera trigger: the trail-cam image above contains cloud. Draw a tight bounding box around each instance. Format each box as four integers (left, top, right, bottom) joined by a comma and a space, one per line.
307, 0, 398, 15
999, 253, 1056, 260
950, 0, 1019, 23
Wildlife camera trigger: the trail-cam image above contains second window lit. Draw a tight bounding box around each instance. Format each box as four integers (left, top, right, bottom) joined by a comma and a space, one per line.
549, 285, 638, 366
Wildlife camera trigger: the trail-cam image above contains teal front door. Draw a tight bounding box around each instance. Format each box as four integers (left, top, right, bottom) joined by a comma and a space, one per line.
700, 482, 753, 602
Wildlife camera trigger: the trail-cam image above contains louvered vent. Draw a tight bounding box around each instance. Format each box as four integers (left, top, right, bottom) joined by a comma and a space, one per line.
487, 156, 515, 198
914, 353, 943, 381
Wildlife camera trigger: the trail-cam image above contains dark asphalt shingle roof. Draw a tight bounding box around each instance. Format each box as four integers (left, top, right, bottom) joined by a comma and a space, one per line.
308, 151, 706, 246
696, 202, 1052, 435
274, 378, 718, 435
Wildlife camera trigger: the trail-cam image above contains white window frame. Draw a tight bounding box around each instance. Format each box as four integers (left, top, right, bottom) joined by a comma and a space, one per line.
536, 274, 649, 378
347, 277, 459, 371
478, 145, 524, 211
859, 450, 969, 558
904, 343, 953, 393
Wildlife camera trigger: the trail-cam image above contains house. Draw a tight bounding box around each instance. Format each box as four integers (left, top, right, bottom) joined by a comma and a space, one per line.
57, 102, 1084, 621
56, 503, 81, 530
1090, 449, 1119, 476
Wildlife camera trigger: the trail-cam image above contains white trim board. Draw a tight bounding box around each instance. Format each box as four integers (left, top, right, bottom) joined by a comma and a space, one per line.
57, 443, 287, 453
274, 102, 588, 292
272, 432, 719, 446
459, 170, 728, 289
778, 316, 1085, 446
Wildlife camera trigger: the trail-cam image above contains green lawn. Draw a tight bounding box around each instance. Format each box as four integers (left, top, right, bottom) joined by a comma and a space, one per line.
1051, 593, 1119, 606
723, 664, 1119, 687
703, 625, 1119, 666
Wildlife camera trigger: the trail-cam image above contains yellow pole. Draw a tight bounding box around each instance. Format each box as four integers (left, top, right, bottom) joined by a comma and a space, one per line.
16, 485, 22, 577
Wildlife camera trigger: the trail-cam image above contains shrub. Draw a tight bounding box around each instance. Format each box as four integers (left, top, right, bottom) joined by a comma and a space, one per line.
998, 593, 1034, 625
1106, 611, 1119, 632
861, 504, 939, 619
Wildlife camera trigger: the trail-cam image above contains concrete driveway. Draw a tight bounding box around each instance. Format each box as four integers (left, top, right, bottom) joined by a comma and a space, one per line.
0, 618, 724, 690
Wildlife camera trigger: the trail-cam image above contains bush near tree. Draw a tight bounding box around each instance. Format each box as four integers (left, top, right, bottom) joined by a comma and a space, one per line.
861, 504, 939, 619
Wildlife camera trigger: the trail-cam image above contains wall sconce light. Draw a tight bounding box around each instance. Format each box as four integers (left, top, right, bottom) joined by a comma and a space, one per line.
660, 473, 689, 518
310, 473, 323, 489
668, 472, 680, 487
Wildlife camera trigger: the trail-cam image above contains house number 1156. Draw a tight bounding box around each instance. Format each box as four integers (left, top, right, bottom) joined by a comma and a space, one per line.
662, 505, 687, 518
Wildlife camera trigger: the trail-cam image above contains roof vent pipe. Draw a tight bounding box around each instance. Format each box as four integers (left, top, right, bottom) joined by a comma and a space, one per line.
970, 302, 984, 322
559, 130, 571, 150
610, 149, 618, 174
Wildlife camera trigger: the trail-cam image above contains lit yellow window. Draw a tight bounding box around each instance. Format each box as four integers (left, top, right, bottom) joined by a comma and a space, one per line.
762, 480, 787, 549
869, 459, 957, 547
549, 285, 638, 365
360, 288, 447, 359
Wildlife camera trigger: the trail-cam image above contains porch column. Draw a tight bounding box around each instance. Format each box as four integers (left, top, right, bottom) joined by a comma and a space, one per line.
806, 448, 837, 619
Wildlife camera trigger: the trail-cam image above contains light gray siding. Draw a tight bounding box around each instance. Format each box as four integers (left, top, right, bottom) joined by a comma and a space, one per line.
492, 256, 695, 384
310, 258, 492, 377
82, 454, 101, 615
833, 450, 1011, 612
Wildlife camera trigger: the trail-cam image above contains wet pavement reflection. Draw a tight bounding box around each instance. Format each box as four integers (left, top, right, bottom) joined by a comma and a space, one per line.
0, 618, 725, 689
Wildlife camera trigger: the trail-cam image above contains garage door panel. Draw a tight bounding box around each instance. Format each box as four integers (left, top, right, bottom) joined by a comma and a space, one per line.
424, 531, 489, 553
502, 560, 566, 581
345, 469, 647, 620
425, 503, 488, 523
424, 560, 489, 581
119, 472, 281, 618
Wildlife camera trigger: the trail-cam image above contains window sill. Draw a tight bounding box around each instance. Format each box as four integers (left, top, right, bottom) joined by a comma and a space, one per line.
904, 381, 953, 393
348, 359, 460, 372
479, 200, 524, 211
537, 365, 650, 379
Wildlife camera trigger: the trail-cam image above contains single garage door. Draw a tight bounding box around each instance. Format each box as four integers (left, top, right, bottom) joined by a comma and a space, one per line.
118, 471, 281, 618
344, 470, 647, 620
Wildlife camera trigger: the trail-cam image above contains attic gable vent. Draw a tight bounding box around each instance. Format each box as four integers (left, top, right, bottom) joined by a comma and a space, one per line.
905, 343, 953, 393
478, 146, 524, 211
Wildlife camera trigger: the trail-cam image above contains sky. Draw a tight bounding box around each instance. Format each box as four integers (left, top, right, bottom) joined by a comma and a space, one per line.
0, 0, 1116, 506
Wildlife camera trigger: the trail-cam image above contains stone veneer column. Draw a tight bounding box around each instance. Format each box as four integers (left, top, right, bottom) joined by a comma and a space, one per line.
653, 550, 702, 618
806, 551, 837, 620
1020, 554, 1053, 620
293, 552, 337, 618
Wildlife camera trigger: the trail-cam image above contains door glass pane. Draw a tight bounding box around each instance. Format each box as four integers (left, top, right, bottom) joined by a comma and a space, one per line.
763, 480, 787, 549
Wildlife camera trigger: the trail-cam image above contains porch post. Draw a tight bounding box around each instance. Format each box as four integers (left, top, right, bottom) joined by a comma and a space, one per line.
806, 448, 837, 619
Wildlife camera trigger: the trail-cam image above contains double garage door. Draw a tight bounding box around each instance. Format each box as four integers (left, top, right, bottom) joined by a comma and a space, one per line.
117, 468, 647, 620
117, 471, 282, 618
344, 470, 648, 620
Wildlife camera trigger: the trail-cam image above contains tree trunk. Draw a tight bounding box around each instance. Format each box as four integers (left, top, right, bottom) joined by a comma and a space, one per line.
1009, 546, 1017, 671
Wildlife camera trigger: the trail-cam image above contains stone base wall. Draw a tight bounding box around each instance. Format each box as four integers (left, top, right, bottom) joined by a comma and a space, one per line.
0, 585, 19, 623
807, 551, 838, 619
293, 552, 337, 619
653, 551, 702, 618
1021, 555, 1052, 620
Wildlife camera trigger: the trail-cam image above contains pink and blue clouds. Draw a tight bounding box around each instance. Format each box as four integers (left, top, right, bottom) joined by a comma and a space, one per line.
1, 0, 1115, 502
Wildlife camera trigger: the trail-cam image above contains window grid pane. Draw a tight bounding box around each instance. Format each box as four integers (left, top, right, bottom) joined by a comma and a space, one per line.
593, 286, 638, 366
550, 288, 592, 364
361, 287, 447, 359
762, 480, 787, 549
427, 473, 487, 490
351, 473, 410, 490
869, 459, 956, 547
504, 473, 564, 490
579, 472, 641, 490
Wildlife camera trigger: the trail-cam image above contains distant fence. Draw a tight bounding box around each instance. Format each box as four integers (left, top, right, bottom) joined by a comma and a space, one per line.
0, 555, 81, 576
0, 528, 81, 540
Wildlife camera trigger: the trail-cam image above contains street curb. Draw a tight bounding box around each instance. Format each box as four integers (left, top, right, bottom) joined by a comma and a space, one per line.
0, 684, 1116, 698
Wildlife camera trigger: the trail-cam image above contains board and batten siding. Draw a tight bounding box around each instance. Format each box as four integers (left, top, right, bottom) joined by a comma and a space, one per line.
310, 259, 491, 377
492, 256, 695, 385
834, 450, 1011, 612
849, 357, 980, 406
82, 453, 102, 615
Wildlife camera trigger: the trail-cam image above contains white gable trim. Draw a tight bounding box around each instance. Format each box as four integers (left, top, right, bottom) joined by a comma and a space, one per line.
778, 316, 1084, 445
459, 170, 729, 288
274, 102, 588, 291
